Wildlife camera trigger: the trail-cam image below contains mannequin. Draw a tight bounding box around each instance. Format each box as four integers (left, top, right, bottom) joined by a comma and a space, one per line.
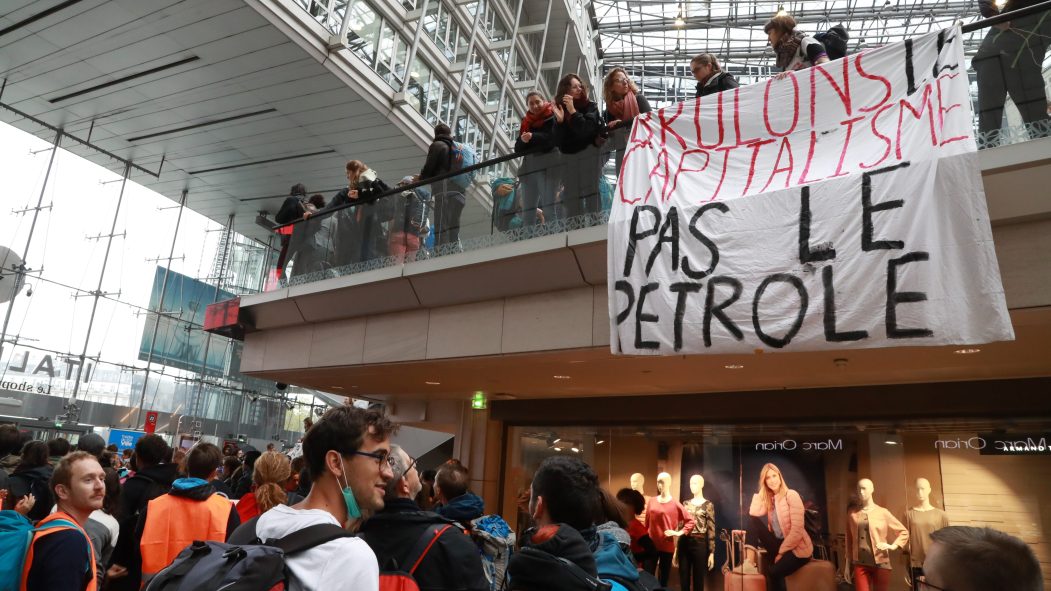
845, 478, 909, 591
676, 474, 715, 591
630, 472, 649, 525
645, 472, 692, 587
905, 478, 949, 591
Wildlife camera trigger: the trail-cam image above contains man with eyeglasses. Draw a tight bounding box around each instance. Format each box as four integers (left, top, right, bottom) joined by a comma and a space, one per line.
359, 444, 489, 591
255, 405, 397, 590
920, 526, 1043, 591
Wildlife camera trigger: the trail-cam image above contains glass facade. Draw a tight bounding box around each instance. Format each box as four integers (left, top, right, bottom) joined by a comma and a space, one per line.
0, 126, 329, 450
289, 0, 599, 158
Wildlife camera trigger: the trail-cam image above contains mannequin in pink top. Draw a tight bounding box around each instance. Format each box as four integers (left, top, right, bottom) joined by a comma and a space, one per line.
748, 463, 813, 591
845, 478, 909, 591
645, 472, 692, 587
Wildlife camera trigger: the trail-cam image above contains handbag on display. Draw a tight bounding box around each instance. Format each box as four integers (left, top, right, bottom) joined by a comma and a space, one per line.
721, 529, 767, 591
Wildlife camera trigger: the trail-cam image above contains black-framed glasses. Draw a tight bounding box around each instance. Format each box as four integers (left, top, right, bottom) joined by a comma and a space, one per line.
405, 455, 419, 475
351, 449, 396, 469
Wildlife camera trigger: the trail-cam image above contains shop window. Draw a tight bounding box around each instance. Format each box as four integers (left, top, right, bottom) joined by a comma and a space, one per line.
505, 419, 1051, 590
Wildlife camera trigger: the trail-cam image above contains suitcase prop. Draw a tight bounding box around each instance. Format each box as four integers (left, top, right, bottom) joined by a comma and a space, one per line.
721, 529, 767, 591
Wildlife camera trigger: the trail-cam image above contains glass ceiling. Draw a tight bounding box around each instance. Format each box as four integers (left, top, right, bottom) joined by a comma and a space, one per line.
593, 0, 992, 106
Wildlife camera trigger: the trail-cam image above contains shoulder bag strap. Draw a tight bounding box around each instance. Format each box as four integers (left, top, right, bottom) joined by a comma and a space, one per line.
269, 523, 353, 555
402, 523, 452, 575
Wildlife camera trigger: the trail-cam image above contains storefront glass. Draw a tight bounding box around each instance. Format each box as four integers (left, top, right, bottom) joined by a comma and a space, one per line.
504, 418, 1051, 591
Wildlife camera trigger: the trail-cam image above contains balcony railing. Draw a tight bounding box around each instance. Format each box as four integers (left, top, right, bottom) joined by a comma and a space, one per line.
263, 2, 1051, 292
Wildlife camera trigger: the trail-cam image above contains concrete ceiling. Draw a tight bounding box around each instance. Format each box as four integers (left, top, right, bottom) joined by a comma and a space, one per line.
0, 0, 428, 242
246, 306, 1051, 402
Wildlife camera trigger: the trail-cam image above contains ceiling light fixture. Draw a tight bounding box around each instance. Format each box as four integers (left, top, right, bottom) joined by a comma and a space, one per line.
724, 364, 744, 369
330, 386, 344, 390
571, 447, 580, 453
553, 438, 561, 444
553, 447, 562, 452
954, 348, 981, 355
553, 375, 571, 379
425, 381, 441, 385
674, 15, 685, 27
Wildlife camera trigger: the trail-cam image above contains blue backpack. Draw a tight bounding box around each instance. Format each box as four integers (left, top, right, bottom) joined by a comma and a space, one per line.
446, 140, 477, 192
469, 514, 515, 591
0, 511, 82, 591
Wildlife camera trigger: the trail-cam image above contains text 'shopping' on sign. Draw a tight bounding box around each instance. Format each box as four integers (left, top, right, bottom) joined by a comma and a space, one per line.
609, 27, 1014, 355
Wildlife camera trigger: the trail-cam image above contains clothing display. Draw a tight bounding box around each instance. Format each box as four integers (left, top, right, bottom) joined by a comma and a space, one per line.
856, 512, 879, 567
678, 534, 710, 591
853, 563, 892, 591
645, 496, 693, 553
645, 495, 692, 586
905, 507, 950, 567
846, 506, 909, 568
683, 499, 716, 553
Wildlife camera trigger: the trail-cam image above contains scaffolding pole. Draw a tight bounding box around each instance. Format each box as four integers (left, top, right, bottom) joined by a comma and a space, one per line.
0, 129, 62, 360
69, 162, 132, 411
134, 189, 188, 427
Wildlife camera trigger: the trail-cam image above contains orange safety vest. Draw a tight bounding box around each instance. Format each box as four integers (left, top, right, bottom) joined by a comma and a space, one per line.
20, 511, 98, 591
139, 492, 232, 582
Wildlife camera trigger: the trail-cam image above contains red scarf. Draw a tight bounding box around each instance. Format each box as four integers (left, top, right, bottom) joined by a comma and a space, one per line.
606, 90, 640, 121
520, 102, 554, 134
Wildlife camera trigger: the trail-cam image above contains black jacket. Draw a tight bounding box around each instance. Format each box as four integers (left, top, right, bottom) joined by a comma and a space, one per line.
555, 100, 604, 155
275, 196, 308, 224
359, 498, 489, 591
9, 464, 53, 522
696, 71, 740, 98
421, 134, 455, 181
602, 93, 652, 133
514, 115, 559, 154
507, 523, 606, 591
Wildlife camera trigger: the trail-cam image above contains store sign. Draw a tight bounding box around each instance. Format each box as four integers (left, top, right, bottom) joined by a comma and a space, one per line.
935, 434, 1051, 455
609, 27, 1014, 354
107, 429, 146, 451
1, 350, 92, 383
754, 438, 843, 452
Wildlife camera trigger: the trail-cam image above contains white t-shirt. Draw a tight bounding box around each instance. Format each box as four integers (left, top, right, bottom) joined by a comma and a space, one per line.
255, 504, 379, 591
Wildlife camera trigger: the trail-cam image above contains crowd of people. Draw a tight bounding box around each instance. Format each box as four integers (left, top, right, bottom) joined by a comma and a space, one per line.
274, 6, 1050, 281
1, 408, 1045, 591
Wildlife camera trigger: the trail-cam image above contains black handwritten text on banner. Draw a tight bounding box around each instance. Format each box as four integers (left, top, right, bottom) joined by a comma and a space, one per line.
607, 27, 1014, 355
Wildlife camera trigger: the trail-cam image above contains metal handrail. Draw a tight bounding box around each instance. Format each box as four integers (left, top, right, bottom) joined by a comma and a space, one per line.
961, 0, 1051, 32
274, 146, 528, 231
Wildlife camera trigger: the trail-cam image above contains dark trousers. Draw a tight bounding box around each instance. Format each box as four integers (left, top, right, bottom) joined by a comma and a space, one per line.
434, 192, 465, 248
646, 550, 674, 587
910, 566, 925, 591
678, 535, 710, 591
519, 153, 561, 227
747, 516, 810, 591
767, 553, 810, 591
973, 13, 1051, 146
560, 147, 601, 219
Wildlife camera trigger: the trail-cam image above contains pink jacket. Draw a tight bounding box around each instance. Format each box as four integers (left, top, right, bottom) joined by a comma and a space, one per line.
749, 489, 814, 559
847, 506, 909, 567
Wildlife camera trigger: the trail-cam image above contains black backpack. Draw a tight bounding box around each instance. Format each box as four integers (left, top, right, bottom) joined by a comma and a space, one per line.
143, 523, 351, 591
814, 25, 850, 61
603, 571, 669, 591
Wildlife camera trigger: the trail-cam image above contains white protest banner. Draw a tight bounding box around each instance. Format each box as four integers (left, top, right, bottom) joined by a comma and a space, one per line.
608, 27, 1014, 355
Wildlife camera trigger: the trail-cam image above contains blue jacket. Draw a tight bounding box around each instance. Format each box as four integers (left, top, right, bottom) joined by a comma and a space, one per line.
588, 526, 640, 591
435, 492, 485, 526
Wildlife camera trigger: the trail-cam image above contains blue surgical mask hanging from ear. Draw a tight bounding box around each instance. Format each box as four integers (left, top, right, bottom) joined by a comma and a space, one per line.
336, 454, 362, 520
